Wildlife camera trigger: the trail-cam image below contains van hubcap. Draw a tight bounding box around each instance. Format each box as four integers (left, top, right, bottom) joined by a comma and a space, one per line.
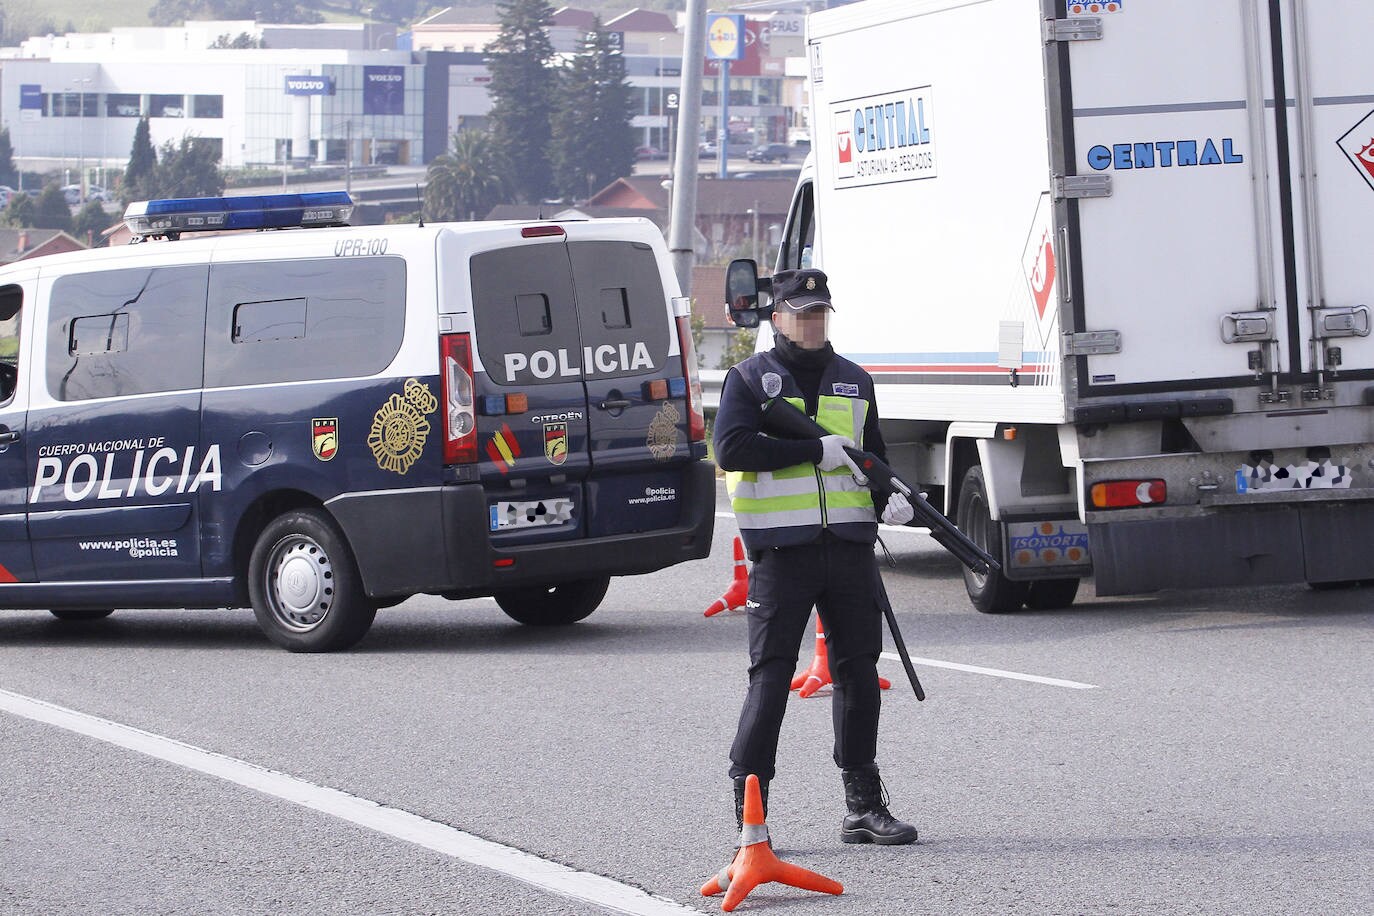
268, 537, 334, 631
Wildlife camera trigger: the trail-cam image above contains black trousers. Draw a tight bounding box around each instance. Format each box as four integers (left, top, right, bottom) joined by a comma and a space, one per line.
728, 535, 883, 782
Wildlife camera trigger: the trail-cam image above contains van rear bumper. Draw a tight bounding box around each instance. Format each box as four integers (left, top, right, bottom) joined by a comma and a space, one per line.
1089, 496, 1374, 595
334, 462, 716, 598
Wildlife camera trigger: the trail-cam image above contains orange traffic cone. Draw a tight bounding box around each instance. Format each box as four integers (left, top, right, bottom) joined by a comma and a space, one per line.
704, 536, 749, 617
700, 774, 843, 911
791, 615, 891, 698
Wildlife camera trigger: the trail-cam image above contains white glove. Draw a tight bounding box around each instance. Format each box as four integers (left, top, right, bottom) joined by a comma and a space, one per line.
881, 492, 915, 526
817, 434, 855, 472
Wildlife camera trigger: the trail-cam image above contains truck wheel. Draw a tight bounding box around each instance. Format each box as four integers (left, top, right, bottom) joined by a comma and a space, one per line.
248, 508, 377, 652
1024, 578, 1080, 610
494, 577, 610, 626
49, 609, 114, 621
956, 466, 1028, 613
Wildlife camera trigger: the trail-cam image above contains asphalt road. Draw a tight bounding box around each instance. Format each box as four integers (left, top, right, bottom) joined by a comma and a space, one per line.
3, 480, 1372, 914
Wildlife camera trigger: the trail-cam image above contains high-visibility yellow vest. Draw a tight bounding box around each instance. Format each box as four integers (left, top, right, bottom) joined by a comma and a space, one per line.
725, 355, 878, 550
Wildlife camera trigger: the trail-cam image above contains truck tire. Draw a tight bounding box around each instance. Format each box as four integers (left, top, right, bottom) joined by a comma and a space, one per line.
1024, 578, 1080, 610
49, 609, 114, 621
494, 577, 610, 626
956, 466, 1028, 613
248, 508, 377, 652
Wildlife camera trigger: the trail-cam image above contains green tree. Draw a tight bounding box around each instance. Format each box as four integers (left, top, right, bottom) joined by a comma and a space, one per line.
210, 32, 266, 48
717, 327, 758, 370
156, 136, 224, 198
74, 201, 115, 244
425, 129, 505, 222
33, 185, 74, 233
487, 0, 558, 203
121, 118, 157, 206
0, 128, 17, 188
551, 20, 636, 201
1, 194, 36, 229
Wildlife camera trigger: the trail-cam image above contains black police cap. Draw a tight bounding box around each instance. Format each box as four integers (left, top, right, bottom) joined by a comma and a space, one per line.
770, 268, 834, 312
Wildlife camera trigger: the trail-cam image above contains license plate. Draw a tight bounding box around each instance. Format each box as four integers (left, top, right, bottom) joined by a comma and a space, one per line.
490, 498, 575, 531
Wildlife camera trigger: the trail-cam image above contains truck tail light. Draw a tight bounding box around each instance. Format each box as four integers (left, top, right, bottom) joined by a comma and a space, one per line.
674, 304, 706, 442
1090, 479, 1166, 509
440, 332, 478, 464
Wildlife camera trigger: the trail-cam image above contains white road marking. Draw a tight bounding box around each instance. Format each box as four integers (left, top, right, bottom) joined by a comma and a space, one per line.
0, 688, 701, 916
880, 653, 1097, 690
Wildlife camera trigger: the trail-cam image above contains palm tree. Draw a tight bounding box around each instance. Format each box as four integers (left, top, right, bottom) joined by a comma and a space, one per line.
425, 129, 506, 222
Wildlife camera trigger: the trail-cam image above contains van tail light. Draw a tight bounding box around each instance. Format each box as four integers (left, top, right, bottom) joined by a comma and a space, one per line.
673, 300, 706, 442
440, 332, 478, 464
1090, 479, 1166, 509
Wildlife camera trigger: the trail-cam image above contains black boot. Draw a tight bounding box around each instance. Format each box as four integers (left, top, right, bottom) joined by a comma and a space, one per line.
840, 765, 918, 845
732, 776, 769, 832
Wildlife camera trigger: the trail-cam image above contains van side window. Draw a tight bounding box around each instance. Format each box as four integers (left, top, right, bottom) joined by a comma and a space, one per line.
233, 299, 307, 343
0, 285, 21, 403
69, 313, 129, 355
205, 257, 405, 387
779, 181, 816, 271
48, 266, 208, 401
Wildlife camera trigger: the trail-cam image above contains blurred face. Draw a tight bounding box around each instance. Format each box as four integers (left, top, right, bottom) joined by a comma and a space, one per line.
772, 306, 830, 349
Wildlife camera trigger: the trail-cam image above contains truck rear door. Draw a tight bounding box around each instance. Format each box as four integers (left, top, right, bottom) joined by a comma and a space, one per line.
1278, 1, 1374, 392
1058, 1, 1290, 402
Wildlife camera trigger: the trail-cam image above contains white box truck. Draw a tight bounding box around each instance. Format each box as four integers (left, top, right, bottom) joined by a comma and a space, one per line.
744, 0, 1374, 611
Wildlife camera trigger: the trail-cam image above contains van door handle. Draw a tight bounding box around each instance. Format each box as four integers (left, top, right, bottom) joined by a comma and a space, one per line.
597, 398, 632, 410
0, 429, 19, 444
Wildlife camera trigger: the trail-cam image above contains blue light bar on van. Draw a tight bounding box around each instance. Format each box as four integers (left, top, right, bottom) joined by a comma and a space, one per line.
122, 191, 354, 237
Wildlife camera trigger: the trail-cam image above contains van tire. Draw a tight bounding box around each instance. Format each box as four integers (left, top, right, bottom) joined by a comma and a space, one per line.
249, 509, 377, 652
956, 466, 1028, 613
1024, 578, 1080, 610
49, 608, 114, 621
494, 577, 610, 626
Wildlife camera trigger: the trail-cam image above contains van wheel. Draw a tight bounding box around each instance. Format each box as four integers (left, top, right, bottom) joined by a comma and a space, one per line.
49, 609, 114, 621
248, 509, 377, 652
493, 577, 610, 626
956, 466, 1028, 613
1024, 578, 1080, 610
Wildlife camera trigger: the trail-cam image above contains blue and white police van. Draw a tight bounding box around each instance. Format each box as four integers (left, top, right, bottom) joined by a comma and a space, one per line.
0, 193, 714, 650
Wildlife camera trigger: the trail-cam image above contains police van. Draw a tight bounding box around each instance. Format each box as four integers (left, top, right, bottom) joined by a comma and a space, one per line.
0, 192, 714, 651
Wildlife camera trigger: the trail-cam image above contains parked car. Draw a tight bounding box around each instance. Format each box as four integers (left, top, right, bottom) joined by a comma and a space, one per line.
0, 186, 14, 207
635, 145, 667, 161
746, 142, 792, 163
61, 185, 110, 206
698, 141, 719, 158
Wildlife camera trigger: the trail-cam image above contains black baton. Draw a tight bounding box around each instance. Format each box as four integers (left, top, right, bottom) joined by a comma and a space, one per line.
874, 565, 924, 701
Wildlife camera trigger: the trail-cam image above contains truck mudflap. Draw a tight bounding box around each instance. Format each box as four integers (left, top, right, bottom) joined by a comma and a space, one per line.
1089, 496, 1374, 595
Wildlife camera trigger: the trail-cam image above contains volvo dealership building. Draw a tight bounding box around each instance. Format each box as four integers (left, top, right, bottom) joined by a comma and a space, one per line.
0, 23, 489, 178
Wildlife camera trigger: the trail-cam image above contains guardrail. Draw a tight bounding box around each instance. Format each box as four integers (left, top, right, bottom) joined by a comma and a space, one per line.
701, 369, 727, 411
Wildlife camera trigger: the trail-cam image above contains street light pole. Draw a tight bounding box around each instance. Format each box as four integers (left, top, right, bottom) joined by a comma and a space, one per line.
658, 36, 665, 151
75, 77, 92, 201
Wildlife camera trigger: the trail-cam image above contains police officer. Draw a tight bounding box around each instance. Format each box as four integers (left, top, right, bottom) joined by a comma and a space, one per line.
714, 267, 918, 846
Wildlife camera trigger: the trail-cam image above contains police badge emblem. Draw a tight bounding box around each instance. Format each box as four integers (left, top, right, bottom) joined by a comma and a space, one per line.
762, 372, 783, 398
544, 422, 568, 465
312, 418, 338, 461
368, 378, 437, 474
647, 402, 679, 461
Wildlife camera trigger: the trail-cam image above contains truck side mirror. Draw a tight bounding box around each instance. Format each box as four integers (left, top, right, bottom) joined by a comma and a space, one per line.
726, 258, 771, 329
